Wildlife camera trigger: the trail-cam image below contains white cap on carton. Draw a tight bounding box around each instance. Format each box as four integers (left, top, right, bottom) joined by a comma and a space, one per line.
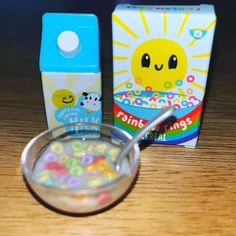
57, 30, 79, 56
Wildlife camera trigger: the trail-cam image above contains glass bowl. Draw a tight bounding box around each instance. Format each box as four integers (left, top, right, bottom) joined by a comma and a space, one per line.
21, 122, 139, 214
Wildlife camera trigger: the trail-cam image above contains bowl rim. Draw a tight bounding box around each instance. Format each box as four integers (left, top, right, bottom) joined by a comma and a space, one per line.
21, 122, 140, 195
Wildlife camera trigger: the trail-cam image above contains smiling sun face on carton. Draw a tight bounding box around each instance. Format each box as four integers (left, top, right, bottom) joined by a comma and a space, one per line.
52, 89, 76, 108
131, 38, 188, 91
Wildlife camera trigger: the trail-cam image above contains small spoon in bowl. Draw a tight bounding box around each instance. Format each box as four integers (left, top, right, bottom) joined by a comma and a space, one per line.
115, 105, 175, 171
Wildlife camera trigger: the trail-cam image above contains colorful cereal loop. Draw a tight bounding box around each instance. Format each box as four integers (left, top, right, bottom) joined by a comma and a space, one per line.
149, 103, 157, 108
167, 92, 175, 99
188, 102, 194, 107
189, 96, 197, 101
121, 93, 128, 98
50, 142, 64, 154
148, 97, 156, 102
71, 141, 83, 152
145, 86, 152, 92
176, 80, 183, 86
167, 100, 172, 106
126, 82, 133, 89
186, 88, 193, 94
134, 90, 141, 95
152, 92, 160, 99
174, 104, 181, 109
127, 91, 133, 97
173, 98, 180, 103
179, 95, 188, 100
181, 100, 188, 107
142, 101, 148, 106
164, 81, 172, 89
135, 77, 142, 84
158, 99, 166, 104
123, 98, 131, 105
187, 75, 195, 83
135, 98, 144, 106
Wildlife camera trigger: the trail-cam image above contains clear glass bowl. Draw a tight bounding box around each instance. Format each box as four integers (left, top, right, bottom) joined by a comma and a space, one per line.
21, 122, 140, 214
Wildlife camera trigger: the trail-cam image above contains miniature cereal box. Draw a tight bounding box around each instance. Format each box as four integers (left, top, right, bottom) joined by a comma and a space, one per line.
40, 13, 102, 129
112, 4, 216, 147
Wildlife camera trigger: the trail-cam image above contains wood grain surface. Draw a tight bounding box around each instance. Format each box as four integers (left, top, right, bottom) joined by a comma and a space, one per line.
0, 1, 235, 235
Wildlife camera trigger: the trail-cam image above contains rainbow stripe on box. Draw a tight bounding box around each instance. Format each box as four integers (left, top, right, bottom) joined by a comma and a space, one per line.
113, 91, 203, 146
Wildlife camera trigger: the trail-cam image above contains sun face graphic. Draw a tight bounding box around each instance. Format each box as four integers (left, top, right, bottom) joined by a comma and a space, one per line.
131, 38, 188, 91
112, 7, 216, 99
52, 89, 76, 108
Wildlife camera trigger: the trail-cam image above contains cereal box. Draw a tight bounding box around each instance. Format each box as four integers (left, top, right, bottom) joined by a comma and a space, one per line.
112, 4, 216, 147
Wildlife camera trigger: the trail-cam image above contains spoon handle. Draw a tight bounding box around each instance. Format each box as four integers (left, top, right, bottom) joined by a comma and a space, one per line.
115, 106, 175, 170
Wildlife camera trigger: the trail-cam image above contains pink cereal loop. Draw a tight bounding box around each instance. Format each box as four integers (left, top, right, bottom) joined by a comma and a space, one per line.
174, 104, 181, 109
167, 100, 172, 106
148, 97, 156, 102
145, 86, 152, 92
187, 75, 195, 83
121, 93, 128, 98
189, 96, 197, 101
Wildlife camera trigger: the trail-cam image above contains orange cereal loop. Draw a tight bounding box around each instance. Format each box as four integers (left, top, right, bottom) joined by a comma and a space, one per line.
152, 92, 160, 99
135, 77, 142, 84
127, 91, 133, 97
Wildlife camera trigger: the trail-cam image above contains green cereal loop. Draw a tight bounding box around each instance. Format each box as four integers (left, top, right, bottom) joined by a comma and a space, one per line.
70, 141, 83, 152
65, 158, 79, 168
69, 165, 83, 176
126, 82, 133, 89
164, 81, 172, 89
134, 90, 141, 95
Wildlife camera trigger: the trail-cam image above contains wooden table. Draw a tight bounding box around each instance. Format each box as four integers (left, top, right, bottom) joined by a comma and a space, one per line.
0, 1, 235, 235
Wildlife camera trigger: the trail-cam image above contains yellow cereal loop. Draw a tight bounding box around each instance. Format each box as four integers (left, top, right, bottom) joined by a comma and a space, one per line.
50, 141, 64, 154
59, 155, 70, 164
96, 160, 111, 172
95, 144, 108, 153
84, 164, 97, 172
87, 175, 103, 187
107, 147, 120, 161
37, 170, 51, 182
103, 170, 118, 179
86, 145, 94, 152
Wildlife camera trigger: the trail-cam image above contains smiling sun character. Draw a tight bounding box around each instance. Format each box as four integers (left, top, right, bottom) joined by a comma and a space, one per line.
131, 38, 188, 91
52, 89, 76, 108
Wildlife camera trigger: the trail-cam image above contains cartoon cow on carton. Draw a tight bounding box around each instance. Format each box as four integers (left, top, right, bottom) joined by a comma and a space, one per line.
80, 92, 102, 113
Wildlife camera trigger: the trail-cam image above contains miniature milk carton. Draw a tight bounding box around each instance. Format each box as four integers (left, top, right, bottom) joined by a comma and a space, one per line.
40, 13, 102, 129
112, 4, 216, 147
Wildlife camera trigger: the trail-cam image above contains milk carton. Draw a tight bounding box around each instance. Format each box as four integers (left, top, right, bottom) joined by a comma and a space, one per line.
112, 4, 216, 147
40, 13, 101, 129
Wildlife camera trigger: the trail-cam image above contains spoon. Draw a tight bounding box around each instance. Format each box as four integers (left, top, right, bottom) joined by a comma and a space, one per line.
115, 105, 175, 170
